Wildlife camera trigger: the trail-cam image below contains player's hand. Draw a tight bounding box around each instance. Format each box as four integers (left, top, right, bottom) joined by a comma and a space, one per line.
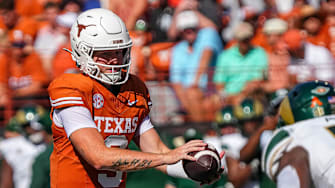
200, 151, 226, 185
164, 140, 207, 164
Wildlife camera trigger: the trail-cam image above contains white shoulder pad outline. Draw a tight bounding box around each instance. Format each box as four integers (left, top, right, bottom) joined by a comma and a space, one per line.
262, 129, 293, 181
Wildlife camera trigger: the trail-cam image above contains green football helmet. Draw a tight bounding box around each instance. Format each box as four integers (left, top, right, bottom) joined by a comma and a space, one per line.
14, 104, 52, 134
279, 80, 335, 126
234, 98, 264, 122
5, 117, 24, 133
183, 128, 203, 142
215, 105, 238, 128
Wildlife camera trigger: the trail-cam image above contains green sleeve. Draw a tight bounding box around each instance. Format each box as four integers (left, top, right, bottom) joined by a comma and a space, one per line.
30, 145, 53, 188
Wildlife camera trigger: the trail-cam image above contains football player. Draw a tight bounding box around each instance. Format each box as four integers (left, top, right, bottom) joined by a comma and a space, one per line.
0, 104, 49, 188
48, 8, 224, 188
262, 80, 335, 187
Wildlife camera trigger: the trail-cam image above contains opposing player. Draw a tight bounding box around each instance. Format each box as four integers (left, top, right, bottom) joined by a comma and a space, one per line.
262, 80, 335, 188
0, 104, 48, 188
48, 8, 224, 188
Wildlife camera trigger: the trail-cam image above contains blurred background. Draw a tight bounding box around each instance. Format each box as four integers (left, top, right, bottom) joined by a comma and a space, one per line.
0, 0, 333, 188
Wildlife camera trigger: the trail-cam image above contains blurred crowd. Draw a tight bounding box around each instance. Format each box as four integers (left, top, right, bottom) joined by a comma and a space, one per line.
0, 0, 335, 125
166, 93, 284, 188
0, 0, 335, 187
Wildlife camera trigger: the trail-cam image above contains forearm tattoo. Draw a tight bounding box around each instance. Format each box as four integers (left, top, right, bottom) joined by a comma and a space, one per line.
111, 159, 153, 170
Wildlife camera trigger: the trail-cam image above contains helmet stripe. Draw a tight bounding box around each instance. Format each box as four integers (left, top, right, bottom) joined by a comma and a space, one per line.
279, 97, 295, 125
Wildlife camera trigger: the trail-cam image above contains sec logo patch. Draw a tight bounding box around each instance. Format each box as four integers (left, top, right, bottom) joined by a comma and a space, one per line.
93, 93, 104, 109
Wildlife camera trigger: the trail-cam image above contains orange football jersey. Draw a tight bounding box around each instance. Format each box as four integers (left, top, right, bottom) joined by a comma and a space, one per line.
48, 73, 152, 188
0, 51, 48, 89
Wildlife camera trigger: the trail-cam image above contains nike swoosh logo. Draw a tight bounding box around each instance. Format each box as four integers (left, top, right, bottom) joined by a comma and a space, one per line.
128, 100, 138, 106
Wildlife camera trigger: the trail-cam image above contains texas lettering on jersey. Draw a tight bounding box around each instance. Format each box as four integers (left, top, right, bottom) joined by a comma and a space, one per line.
48, 73, 151, 188
94, 116, 138, 134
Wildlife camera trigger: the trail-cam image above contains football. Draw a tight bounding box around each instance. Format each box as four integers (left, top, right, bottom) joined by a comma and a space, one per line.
182, 143, 221, 183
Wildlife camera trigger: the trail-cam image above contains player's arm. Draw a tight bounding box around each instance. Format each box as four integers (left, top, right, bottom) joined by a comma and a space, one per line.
275, 147, 312, 188
136, 121, 226, 184
226, 156, 252, 188
136, 127, 189, 174
70, 128, 206, 171
136, 127, 171, 172
0, 159, 13, 188
240, 116, 277, 162
57, 106, 206, 171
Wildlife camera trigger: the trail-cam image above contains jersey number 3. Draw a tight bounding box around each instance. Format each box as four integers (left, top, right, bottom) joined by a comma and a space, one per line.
99, 135, 128, 187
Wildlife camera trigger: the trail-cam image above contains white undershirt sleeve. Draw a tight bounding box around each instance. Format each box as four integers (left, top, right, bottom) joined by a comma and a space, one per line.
135, 116, 154, 137
277, 165, 300, 188
53, 106, 97, 138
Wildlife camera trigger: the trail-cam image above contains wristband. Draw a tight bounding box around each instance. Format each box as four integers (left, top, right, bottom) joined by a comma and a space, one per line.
166, 161, 189, 179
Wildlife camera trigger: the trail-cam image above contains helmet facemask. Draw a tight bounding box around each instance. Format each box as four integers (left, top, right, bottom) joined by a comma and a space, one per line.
76, 45, 131, 85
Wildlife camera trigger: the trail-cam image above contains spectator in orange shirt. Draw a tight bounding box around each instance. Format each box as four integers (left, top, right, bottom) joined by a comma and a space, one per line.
0, 0, 39, 46
34, 2, 61, 78
60, 0, 82, 14
322, 0, 335, 57
258, 18, 288, 53
14, 0, 44, 18
299, 6, 328, 47
35, 11, 77, 80
283, 29, 335, 83
0, 35, 48, 102
129, 19, 153, 81
51, 12, 79, 79
35, 2, 61, 30
52, 41, 79, 79
254, 18, 292, 92
0, 54, 8, 106
263, 41, 292, 92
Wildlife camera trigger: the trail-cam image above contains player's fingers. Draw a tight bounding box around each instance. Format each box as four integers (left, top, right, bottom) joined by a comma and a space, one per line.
184, 155, 196, 161
179, 144, 206, 153
184, 141, 207, 149
184, 145, 205, 154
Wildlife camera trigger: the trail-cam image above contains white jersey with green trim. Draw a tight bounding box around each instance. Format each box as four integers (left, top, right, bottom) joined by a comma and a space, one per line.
0, 136, 45, 188
262, 114, 335, 188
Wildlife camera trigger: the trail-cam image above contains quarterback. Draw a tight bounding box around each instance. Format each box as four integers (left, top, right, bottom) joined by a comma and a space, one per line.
48, 8, 223, 188
262, 80, 335, 188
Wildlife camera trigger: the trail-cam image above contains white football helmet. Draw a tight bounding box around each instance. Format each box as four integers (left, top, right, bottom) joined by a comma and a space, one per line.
68, 8, 132, 85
